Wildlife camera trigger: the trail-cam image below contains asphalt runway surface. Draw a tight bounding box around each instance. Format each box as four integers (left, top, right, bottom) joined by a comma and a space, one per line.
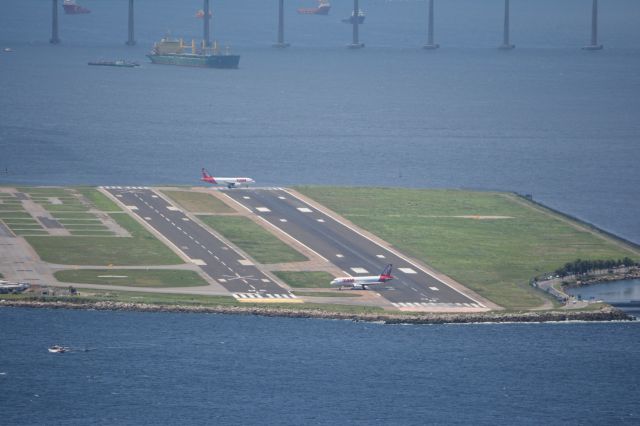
223, 188, 484, 309
102, 187, 296, 301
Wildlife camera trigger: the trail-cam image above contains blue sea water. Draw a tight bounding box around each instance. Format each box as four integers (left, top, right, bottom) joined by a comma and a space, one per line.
1, 0, 639, 243
2, 1, 640, 423
1, 307, 639, 425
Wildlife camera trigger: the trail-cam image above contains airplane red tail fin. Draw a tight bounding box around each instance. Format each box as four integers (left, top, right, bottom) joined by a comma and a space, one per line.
380, 264, 393, 281
201, 168, 216, 183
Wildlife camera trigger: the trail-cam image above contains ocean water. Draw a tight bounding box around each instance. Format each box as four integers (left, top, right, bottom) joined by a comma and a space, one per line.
2, 2, 640, 422
1, 0, 639, 243
1, 307, 639, 425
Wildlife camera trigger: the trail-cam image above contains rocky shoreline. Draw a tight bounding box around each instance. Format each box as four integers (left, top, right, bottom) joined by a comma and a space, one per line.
0, 299, 633, 324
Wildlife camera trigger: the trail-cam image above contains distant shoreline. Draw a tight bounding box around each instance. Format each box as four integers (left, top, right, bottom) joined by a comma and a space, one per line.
0, 300, 633, 324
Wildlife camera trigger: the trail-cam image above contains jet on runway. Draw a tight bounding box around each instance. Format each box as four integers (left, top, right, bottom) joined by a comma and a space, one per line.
331, 264, 394, 290
201, 168, 255, 189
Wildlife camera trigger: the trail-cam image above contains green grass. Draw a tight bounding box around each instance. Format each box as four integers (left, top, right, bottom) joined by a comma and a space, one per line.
0, 204, 24, 211
57, 219, 102, 225
51, 212, 98, 220
0, 212, 31, 219
163, 190, 234, 213
198, 216, 307, 264
273, 271, 334, 288
13, 230, 48, 236
17, 187, 71, 194
68, 230, 115, 236
62, 224, 108, 230
25, 213, 183, 266
297, 187, 639, 310
7, 224, 43, 230
44, 203, 89, 212
54, 269, 208, 288
2, 218, 38, 224
76, 187, 122, 211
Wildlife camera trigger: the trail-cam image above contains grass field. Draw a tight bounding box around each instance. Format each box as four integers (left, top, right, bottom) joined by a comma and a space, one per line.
198, 216, 308, 264
163, 190, 234, 213
54, 269, 208, 288
25, 213, 182, 266
51, 212, 98, 220
297, 186, 639, 309
76, 188, 122, 211
0, 212, 31, 219
273, 271, 334, 288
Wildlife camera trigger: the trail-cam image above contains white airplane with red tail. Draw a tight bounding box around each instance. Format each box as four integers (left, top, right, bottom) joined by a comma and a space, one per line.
201, 168, 255, 189
331, 264, 394, 290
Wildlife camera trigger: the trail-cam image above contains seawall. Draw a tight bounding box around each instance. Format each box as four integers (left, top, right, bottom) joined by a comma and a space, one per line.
0, 300, 632, 324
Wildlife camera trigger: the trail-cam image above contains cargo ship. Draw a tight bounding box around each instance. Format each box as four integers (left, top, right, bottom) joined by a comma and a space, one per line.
297, 1, 330, 15
146, 37, 240, 69
63, 0, 90, 14
342, 9, 365, 24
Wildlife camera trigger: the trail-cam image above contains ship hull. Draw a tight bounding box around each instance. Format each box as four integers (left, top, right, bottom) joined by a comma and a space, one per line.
297, 5, 330, 15
63, 5, 90, 14
147, 54, 240, 69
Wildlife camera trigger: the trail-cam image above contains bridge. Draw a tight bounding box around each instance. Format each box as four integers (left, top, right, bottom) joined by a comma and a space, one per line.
48, 0, 605, 51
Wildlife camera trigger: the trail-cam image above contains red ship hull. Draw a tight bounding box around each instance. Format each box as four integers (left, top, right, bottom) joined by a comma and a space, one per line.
297, 5, 330, 15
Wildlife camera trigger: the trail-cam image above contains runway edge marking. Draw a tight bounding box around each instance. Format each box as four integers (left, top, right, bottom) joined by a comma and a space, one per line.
282, 188, 486, 308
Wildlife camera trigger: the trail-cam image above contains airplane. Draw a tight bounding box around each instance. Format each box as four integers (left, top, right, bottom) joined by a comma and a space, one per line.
330, 264, 394, 290
201, 168, 255, 189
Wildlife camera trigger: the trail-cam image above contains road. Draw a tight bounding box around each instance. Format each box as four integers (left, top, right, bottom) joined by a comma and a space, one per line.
222, 188, 484, 309
102, 186, 296, 302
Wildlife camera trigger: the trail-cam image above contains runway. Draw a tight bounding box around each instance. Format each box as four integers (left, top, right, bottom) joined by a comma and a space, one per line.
102, 187, 297, 302
222, 188, 484, 309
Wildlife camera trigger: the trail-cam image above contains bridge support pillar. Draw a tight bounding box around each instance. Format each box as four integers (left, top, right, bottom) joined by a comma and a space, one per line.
126, 0, 135, 46
347, 0, 364, 48
50, 0, 60, 44
273, 0, 290, 48
583, 0, 603, 50
499, 0, 515, 49
203, 0, 211, 47
423, 0, 439, 49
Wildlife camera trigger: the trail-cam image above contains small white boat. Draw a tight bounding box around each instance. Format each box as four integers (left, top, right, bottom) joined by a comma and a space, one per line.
48, 345, 69, 353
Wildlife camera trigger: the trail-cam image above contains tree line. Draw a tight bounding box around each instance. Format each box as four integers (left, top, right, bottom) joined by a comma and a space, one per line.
555, 257, 638, 277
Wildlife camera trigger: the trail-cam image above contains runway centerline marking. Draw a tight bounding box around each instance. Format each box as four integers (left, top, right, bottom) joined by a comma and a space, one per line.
398, 267, 417, 274
351, 267, 368, 274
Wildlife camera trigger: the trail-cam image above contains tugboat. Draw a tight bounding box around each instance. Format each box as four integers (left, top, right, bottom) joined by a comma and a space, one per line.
147, 36, 240, 69
48, 345, 69, 353
297, 0, 331, 15
63, 0, 91, 15
342, 9, 365, 24
88, 60, 140, 68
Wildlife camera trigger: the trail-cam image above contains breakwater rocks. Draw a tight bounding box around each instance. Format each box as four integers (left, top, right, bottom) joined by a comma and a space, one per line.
0, 299, 633, 324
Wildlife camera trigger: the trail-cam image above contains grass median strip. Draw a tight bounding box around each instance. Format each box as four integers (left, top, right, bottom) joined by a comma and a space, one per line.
76, 187, 122, 211
273, 271, 334, 288
163, 190, 234, 213
297, 186, 639, 310
54, 269, 208, 288
198, 215, 307, 264
25, 213, 182, 266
